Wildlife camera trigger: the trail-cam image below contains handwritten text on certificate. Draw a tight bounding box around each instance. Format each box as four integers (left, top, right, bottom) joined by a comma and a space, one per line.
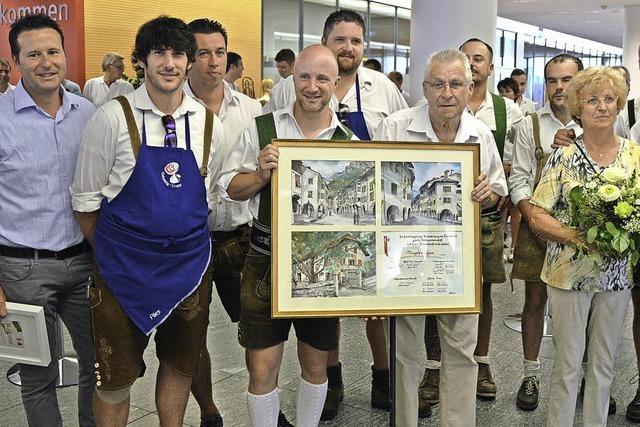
381, 231, 463, 296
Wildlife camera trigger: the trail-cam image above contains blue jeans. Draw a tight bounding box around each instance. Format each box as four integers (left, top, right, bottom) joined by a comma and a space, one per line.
0, 252, 95, 427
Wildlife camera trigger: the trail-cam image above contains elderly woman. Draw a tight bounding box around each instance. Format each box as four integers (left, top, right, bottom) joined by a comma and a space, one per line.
528, 67, 640, 426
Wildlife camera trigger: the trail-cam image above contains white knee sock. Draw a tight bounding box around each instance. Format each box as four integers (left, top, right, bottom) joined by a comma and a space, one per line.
523, 358, 541, 378
425, 359, 441, 370
296, 377, 328, 427
474, 355, 490, 365
247, 388, 280, 427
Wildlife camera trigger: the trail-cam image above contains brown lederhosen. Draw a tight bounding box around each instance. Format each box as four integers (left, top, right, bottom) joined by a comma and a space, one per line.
511, 112, 549, 282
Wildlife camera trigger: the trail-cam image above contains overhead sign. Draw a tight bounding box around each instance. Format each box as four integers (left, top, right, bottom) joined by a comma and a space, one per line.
0, 2, 70, 24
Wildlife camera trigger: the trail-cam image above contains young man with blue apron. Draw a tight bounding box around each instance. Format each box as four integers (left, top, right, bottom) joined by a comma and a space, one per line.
220, 44, 356, 427
71, 16, 225, 427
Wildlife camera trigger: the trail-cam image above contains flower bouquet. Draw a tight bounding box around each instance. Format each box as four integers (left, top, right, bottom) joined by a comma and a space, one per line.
567, 167, 640, 265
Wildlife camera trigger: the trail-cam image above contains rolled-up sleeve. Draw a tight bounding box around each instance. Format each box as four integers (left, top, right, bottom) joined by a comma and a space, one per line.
70, 108, 116, 212
509, 118, 535, 206
218, 122, 261, 202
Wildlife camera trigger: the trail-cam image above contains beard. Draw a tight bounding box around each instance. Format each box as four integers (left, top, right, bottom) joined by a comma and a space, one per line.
337, 55, 360, 75
549, 91, 567, 115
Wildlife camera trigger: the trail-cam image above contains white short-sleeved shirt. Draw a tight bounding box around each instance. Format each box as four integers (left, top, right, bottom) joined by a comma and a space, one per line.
184, 80, 263, 231
83, 76, 134, 107
263, 66, 408, 138
615, 98, 640, 138
374, 104, 508, 197
467, 90, 523, 164
219, 104, 358, 217
72, 84, 225, 213
509, 103, 582, 206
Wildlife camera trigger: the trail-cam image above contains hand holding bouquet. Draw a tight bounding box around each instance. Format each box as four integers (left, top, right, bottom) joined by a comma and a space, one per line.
567, 167, 640, 265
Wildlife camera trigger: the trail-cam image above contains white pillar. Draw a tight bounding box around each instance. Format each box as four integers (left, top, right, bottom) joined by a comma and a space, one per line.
408, 0, 497, 106
623, 5, 640, 100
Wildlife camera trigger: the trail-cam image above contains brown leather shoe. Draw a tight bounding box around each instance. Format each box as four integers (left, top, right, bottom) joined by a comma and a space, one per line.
418, 368, 440, 405
477, 363, 497, 400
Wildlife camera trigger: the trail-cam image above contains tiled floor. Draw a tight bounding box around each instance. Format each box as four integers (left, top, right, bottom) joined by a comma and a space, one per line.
2, 262, 640, 426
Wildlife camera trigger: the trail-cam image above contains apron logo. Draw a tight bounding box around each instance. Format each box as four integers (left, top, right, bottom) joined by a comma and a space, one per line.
149, 310, 161, 319
161, 162, 182, 188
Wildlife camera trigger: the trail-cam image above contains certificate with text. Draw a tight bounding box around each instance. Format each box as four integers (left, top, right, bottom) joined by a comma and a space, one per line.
271, 140, 482, 318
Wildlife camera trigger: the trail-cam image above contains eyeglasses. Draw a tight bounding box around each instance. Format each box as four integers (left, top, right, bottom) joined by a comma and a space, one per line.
110, 64, 125, 70
161, 115, 177, 148
425, 80, 467, 92
582, 95, 617, 107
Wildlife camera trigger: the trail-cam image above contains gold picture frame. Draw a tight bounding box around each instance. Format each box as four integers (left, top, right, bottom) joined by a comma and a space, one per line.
272, 140, 481, 318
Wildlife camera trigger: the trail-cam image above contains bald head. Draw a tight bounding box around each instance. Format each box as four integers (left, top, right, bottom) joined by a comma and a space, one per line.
293, 44, 340, 114
293, 44, 339, 78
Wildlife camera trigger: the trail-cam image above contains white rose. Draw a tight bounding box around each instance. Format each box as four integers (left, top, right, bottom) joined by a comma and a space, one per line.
601, 167, 627, 184
598, 184, 621, 202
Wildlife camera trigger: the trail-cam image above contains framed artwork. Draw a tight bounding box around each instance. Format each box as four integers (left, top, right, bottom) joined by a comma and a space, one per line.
0, 303, 51, 366
271, 140, 481, 318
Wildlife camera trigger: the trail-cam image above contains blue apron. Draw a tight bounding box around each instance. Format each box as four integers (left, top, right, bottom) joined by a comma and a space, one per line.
94, 107, 211, 335
341, 75, 371, 141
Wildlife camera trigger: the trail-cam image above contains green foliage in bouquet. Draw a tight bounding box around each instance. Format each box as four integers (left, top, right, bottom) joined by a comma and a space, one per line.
567, 167, 640, 265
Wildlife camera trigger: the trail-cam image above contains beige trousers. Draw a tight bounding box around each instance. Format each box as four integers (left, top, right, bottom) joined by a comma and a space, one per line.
546, 285, 630, 427
385, 314, 478, 427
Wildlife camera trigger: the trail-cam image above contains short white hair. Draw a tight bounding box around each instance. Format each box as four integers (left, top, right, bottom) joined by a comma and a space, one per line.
101, 52, 124, 72
423, 49, 472, 83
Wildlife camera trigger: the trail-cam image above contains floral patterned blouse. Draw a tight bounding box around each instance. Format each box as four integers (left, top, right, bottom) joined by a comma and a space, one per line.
530, 136, 640, 292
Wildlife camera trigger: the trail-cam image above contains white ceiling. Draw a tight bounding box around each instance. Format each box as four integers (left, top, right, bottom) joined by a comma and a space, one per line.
498, 0, 640, 47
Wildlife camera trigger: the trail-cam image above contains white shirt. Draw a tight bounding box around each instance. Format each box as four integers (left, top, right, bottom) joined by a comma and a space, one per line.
373, 104, 508, 197
184, 80, 263, 231
516, 96, 536, 115
263, 66, 408, 138
72, 84, 225, 213
467, 90, 523, 164
509, 103, 582, 206
614, 98, 640, 138
414, 96, 427, 107
628, 120, 640, 143
219, 104, 358, 217
83, 76, 134, 107
0, 83, 15, 94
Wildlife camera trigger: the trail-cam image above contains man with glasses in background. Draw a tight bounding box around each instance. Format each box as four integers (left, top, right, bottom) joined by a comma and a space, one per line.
71, 16, 225, 426
83, 52, 134, 106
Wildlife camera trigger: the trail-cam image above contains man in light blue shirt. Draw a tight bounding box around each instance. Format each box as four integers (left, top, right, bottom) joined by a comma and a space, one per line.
0, 14, 95, 427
